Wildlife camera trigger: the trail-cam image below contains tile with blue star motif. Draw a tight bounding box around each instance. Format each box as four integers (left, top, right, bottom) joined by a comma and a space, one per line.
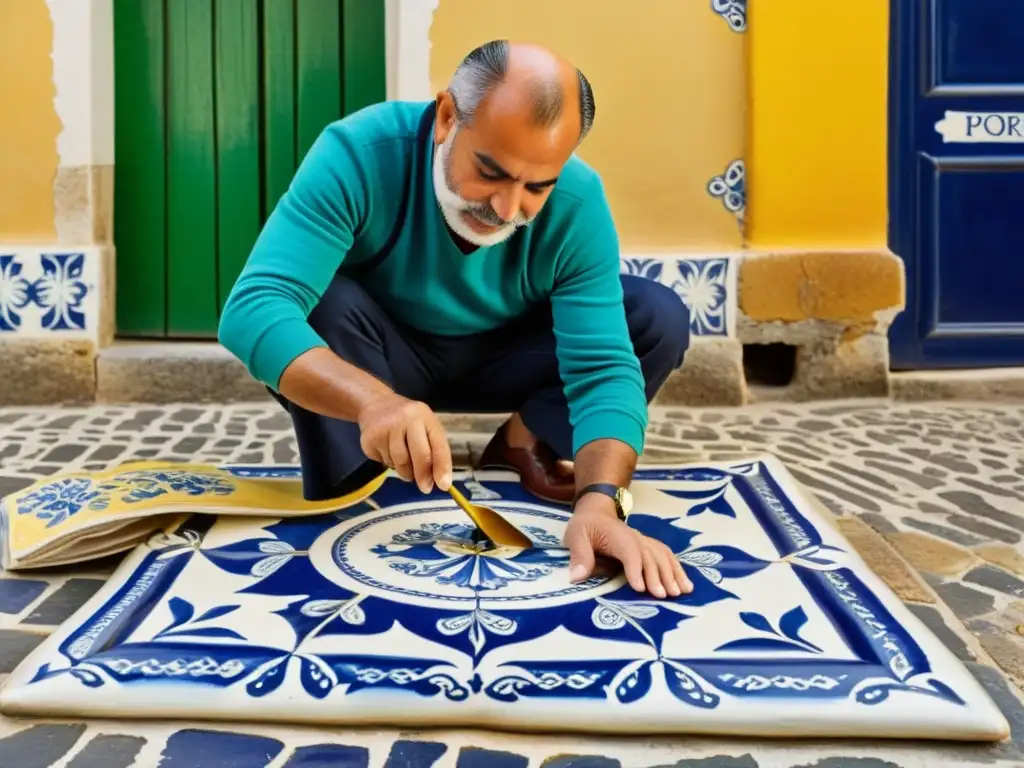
0, 456, 1009, 741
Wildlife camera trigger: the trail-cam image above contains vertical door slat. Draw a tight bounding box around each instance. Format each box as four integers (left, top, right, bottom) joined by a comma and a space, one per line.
262, 0, 297, 218
215, 0, 260, 313
167, 0, 219, 336
113, 0, 167, 336
296, 0, 342, 163
114, 0, 388, 338
342, 0, 387, 116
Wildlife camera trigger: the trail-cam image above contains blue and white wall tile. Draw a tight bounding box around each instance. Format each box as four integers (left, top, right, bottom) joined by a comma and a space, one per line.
712, 0, 747, 32
707, 159, 746, 235
0, 249, 100, 341
621, 255, 739, 340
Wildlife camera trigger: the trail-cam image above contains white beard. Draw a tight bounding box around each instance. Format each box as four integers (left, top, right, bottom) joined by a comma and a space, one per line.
432, 130, 526, 248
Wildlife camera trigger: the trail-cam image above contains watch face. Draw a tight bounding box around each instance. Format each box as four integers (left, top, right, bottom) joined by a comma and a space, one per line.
617, 488, 634, 515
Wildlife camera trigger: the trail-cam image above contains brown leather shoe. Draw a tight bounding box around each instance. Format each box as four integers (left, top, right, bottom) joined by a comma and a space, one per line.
476, 421, 575, 504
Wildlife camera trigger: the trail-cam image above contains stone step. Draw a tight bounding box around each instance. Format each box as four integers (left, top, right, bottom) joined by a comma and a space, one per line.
97, 342, 269, 404
96, 343, 513, 436
891, 367, 1024, 401
95, 340, 747, 407
95, 342, 1024, 410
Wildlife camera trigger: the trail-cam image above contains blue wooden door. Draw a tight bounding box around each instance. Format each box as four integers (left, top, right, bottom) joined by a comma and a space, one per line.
888, 0, 1024, 369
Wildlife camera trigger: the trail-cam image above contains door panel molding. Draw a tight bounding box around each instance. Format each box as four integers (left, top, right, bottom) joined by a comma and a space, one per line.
888, 0, 1024, 369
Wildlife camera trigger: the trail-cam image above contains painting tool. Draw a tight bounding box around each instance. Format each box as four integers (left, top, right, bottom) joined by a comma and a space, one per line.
447, 483, 533, 549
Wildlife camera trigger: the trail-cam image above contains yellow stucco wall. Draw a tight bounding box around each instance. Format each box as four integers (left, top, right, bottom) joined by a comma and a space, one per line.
0, 0, 59, 242
746, 1, 889, 250
429, 0, 746, 252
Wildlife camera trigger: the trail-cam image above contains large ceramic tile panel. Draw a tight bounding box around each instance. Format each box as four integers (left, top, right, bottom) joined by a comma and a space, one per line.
0, 456, 1009, 741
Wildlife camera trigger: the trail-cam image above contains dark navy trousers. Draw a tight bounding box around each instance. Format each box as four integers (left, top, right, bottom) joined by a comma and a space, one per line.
272, 275, 690, 501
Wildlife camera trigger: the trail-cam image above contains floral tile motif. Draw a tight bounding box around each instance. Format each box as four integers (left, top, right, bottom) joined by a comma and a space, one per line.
0, 250, 98, 339
0, 456, 1009, 741
1, 461, 384, 571
707, 159, 746, 231
621, 256, 735, 338
712, 0, 747, 32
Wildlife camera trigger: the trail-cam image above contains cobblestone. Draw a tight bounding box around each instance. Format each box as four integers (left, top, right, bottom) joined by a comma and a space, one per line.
65, 735, 146, 768
21, 579, 106, 626
965, 565, 1024, 598
0, 629, 45, 672
1, 399, 1023, 767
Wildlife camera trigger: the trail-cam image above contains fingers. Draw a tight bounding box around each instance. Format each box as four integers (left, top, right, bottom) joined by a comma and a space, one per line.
640, 545, 667, 599
359, 436, 385, 467
655, 543, 682, 598
360, 400, 448, 495
426, 417, 453, 491
604, 529, 645, 594
595, 523, 691, 599
406, 420, 434, 493
670, 549, 693, 595
388, 429, 413, 483
565, 522, 596, 583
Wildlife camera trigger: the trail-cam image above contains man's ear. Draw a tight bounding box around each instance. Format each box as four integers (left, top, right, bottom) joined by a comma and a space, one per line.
434, 90, 457, 146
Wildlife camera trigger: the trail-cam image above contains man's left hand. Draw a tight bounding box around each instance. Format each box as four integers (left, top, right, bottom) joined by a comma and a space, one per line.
564, 500, 693, 598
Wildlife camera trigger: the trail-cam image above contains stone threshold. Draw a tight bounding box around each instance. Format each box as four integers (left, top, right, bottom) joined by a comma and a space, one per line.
94, 341, 1024, 407
891, 367, 1024, 401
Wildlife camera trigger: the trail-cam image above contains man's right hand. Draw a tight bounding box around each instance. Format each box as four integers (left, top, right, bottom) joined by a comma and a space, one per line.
357, 393, 453, 494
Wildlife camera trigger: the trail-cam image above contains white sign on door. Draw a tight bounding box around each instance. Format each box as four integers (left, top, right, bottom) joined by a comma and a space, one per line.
935, 111, 1024, 143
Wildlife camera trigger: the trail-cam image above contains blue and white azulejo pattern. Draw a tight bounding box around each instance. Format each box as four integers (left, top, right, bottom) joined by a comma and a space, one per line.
712, 0, 747, 32
0, 456, 1008, 740
0, 251, 97, 337
707, 159, 746, 230
622, 257, 734, 338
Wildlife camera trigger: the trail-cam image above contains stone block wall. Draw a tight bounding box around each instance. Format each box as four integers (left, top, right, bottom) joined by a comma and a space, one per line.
0, 0, 113, 405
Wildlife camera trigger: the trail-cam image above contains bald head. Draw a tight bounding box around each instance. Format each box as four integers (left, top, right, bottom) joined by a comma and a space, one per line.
447, 40, 595, 143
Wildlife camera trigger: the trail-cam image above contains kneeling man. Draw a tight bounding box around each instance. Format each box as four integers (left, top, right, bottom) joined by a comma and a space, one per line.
220, 40, 692, 597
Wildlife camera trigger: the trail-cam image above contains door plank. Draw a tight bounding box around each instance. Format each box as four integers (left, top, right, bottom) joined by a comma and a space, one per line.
113, 0, 167, 336
262, 0, 296, 218
342, 0, 387, 115
296, 0, 342, 163
167, 0, 219, 336
215, 0, 260, 313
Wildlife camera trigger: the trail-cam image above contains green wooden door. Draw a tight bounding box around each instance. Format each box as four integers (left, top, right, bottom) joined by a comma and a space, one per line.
113, 0, 387, 338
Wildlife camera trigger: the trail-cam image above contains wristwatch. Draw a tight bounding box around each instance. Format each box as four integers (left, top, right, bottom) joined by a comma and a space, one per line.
573, 483, 634, 520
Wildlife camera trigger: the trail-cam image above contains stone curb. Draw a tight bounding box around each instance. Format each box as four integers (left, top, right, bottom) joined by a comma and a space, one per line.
1, 338, 1021, 409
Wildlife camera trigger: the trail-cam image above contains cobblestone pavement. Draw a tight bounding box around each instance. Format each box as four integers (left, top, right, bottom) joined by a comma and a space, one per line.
0, 400, 1022, 767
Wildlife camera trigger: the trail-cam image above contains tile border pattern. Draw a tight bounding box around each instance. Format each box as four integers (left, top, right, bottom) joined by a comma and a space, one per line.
0, 250, 100, 340
0, 247, 728, 344
621, 255, 739, 339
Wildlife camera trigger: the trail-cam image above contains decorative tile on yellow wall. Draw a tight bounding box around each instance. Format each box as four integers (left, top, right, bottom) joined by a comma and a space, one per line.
0, 247, 101, 340
707, 159, 746, 235
428, 0, 747, 251
712, 0, 748, 32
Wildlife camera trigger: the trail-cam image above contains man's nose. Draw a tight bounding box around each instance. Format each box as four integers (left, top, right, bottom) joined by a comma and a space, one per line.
490, 185, 523, 224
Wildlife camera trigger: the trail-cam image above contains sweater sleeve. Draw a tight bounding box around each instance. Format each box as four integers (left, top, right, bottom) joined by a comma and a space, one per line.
551, 179, 648, 457
218, 124, 369, 389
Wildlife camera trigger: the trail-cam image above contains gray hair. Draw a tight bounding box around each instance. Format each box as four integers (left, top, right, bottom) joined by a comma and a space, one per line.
447, 40, 596, 141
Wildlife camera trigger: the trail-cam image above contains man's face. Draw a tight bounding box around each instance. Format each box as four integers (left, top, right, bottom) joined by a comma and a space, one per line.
433, 89, 580, 248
